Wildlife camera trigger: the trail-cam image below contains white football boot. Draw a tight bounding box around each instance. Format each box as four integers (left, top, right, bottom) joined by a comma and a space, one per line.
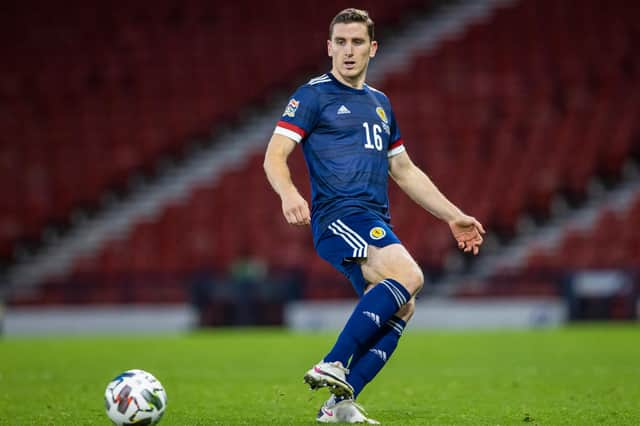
304, 361, 354, 398
316, 395, 380, 424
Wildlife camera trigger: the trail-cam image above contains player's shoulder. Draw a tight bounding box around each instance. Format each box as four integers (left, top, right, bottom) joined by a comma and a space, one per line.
289, 73, 332, 98
366, 84, 391, 103
306, 73, 333, 87
301, 73, 338, 94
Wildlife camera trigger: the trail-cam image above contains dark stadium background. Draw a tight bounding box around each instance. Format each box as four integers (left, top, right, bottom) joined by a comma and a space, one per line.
0, 0, 638, 333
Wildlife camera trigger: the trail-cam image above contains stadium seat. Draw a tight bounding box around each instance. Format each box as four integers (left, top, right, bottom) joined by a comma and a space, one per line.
7, 0, 640, 304
0, 0, 429, 263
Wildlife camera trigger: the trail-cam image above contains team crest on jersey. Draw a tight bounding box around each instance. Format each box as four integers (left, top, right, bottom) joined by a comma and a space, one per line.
283, 98, 300, 118
375, 107, 388, 124
369, 227, 386, 240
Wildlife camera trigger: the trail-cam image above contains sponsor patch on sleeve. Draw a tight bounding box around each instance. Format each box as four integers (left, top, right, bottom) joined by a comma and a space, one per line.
283, 98, 300, 118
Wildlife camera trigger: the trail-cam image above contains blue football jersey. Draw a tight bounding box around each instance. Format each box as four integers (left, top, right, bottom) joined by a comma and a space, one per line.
274, 72, 405, 243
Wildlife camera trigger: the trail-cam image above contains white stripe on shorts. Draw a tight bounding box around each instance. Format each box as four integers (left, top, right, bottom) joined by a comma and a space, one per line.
328, 223, 362, 258
335, 220, 369, 258
328, 220, 368, 258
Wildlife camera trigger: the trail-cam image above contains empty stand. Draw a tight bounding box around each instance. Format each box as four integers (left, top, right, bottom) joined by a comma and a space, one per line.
525, 193, 640, 272
383, 0, 640, 237
463, 189, 640, 300
0, 0, 425, 261
7, 0, 640, 305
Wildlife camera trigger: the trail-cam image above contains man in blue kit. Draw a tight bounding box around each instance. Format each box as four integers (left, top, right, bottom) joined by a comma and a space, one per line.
264, 8, 485, 424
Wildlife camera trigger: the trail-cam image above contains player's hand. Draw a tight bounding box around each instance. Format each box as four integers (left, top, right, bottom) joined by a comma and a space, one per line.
281, 191, 311, 226
449, 215, 486, 255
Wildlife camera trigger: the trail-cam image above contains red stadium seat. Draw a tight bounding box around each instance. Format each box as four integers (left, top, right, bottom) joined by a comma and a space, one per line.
0, 0, 433, 264
7, 0, 640, 304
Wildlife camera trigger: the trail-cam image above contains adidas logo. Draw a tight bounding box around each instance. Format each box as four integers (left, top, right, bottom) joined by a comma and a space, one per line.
362, 311, 381, 327
337, 105, 351, 115
369, 349, 388, 362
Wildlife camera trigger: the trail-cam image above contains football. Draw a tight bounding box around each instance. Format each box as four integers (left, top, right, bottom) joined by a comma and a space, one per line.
104, 369, 168, 425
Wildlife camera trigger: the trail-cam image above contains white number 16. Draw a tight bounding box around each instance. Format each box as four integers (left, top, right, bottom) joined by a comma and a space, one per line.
362, 122, 383, 151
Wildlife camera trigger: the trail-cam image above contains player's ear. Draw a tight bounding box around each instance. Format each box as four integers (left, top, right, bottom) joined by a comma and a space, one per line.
369, 40, 378, 58
327, 39, 333, 57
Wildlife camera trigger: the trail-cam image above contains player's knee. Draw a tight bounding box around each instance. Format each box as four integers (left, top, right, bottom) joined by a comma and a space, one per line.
400, 264, 424, 296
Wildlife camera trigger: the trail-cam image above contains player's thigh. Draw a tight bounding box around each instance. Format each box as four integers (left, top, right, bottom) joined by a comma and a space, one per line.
360, 243, 424, 295
315, 212, 404, 297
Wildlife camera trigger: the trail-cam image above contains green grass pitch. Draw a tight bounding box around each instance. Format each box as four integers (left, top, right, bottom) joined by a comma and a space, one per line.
1, 324, 638, 425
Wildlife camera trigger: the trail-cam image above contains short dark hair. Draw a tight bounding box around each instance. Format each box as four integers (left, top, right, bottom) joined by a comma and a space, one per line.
329, 8, 375, 42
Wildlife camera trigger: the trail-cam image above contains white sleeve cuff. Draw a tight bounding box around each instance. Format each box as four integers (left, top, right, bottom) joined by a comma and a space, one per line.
274, 126, 302, 143
387, 144, 406, 157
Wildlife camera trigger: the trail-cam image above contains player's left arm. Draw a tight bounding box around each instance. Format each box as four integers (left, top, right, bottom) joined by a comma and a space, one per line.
388, 150, 486, 255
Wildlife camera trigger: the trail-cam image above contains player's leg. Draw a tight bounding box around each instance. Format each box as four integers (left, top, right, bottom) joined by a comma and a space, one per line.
304, 216, 421, 398
345, 300, 414, 399
316, 296, 412, 423
322, 242, 422, 363
316, 310, 409, 422
343, 285, 412, 386
308, 244, 422, 398
341, 244, 421, 398
314, 243, 421, 422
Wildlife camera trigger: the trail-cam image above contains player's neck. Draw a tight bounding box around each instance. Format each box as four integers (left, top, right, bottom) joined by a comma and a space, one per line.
330, 70, 366, 90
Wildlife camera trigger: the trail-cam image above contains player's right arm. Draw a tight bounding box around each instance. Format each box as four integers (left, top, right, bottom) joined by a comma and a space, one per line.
263, 133, 311, 226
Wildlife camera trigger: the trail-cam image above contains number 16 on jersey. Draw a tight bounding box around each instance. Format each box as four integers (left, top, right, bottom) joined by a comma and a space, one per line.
362, 122, 384, 151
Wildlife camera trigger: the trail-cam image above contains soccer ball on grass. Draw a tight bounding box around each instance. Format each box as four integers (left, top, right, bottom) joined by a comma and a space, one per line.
104, 369, 167, 425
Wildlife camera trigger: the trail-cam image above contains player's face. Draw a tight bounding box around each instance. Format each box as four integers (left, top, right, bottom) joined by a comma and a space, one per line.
328, 22, 377, 88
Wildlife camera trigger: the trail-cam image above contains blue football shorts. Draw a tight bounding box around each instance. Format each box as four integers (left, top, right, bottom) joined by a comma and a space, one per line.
315, 211, 401, 297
